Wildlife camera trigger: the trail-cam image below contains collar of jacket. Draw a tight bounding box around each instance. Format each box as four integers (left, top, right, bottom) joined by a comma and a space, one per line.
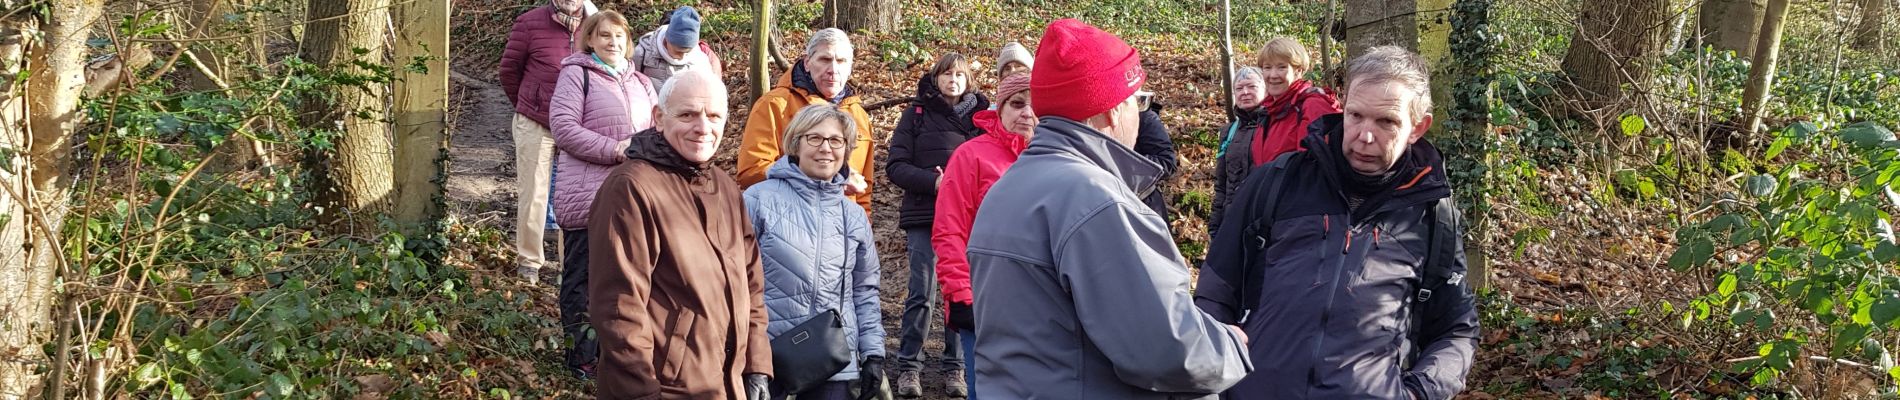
626, 128, 709, 178
766, 155, 848, 198
913, 73, 985, 115
1301, 113, 1453, 218
789, 59, 856, 102
972, 109, 1029, 153
1026, 116, 1163, 199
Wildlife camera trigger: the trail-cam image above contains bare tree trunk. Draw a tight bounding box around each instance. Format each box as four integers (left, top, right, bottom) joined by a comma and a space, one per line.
391, 0, 448, 231
753, 0, 774, 101
1698, 0, 1766, 57
1561, 0, 1670, 106
1854, 0, 1889, 51
1742, 0, 1791, 137
0, 0, 98, 397
820, 0, 899, 33
300, 0, 394, 223
1220, 0, 1235, 121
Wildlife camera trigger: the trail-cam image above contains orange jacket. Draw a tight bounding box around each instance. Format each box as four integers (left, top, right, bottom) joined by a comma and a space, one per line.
737, 68, 876, 216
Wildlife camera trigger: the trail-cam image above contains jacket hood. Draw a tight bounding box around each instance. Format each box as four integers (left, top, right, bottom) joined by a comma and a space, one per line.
780, 59, 858, 103
765, 155, 849, 196
1025, 117, 1162, 198
1262, 79, 1318, 116
626, 127, 709, 177
972, 109, 1029, 152
1302, 113, 1452, 217
913, 73, 985, 114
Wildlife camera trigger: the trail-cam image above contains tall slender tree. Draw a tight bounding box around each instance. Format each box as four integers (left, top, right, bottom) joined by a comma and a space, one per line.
299, 0, 395, 223
0, 0, 102, 396
1742, 0, 1792, 136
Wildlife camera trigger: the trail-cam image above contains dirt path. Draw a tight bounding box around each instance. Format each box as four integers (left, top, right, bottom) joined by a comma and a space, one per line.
446, 71, 520, 221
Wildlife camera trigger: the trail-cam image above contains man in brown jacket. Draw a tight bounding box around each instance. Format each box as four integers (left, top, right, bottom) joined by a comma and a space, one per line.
588, 71, 773, 399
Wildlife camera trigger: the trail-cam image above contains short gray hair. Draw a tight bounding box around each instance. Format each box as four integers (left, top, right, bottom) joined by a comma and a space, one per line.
657, 70, 724, 112
1234, 66, 1264, 83
805, 28, 854, 57
1346, 46, 1433, 121
781, 104, 860, 159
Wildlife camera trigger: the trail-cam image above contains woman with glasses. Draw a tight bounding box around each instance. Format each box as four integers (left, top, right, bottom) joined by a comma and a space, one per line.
745, 105, 893, 400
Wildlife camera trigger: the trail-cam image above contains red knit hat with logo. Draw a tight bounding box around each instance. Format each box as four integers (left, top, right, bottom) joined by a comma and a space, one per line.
1030, 19, 1146, 122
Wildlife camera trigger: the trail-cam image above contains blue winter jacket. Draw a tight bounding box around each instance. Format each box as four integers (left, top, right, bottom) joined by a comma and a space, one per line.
744, 157, 886, 382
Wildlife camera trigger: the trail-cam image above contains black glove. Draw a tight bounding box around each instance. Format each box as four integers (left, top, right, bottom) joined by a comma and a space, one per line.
948, 301, 975, 332
744, 373, 770, 400
856, 356, 893, 400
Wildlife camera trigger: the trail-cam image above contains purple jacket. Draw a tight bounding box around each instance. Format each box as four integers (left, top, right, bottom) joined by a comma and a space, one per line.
499, 5, 578, 127
549, 52, 657, 230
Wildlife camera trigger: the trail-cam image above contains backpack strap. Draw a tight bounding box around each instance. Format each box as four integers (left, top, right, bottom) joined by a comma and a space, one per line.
1234, 151, 1300, 324
582, 71, 590, 96
1405, 196, 1465, 367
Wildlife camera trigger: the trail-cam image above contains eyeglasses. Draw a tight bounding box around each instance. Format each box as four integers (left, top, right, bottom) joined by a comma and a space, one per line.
801, 134, 849, 149
1133, 90, 1155, 110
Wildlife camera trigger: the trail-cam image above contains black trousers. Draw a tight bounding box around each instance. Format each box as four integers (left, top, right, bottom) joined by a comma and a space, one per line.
560, 229, 596, 370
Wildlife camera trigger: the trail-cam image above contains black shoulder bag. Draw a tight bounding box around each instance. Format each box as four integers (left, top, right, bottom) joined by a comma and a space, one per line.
769, 211, 857, 393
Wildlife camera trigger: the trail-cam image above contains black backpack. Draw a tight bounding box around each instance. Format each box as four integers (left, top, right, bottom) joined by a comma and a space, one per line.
1228, 152, 1467, 367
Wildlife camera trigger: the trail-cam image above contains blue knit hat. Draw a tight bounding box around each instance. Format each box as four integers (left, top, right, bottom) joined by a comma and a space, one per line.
665, 6, 701, 49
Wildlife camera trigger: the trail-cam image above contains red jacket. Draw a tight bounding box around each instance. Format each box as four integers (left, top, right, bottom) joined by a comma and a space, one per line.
498, 5, 580, 127
1250, 80, 1339, 167
932, 110, 1029, 306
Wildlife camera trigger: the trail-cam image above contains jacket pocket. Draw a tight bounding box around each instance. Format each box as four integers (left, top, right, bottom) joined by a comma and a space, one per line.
659, 309, 699, 385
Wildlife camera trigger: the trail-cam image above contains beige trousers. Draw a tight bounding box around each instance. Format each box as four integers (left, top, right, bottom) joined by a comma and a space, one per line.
513, 113, 557, 270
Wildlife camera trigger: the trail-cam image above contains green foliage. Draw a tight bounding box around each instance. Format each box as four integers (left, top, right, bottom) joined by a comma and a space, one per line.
1672, 120, 1900, 388
53, 12, 559, 398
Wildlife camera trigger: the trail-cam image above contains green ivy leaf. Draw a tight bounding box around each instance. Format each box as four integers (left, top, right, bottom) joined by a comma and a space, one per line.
268, 372, 294, 397
1745, 175, 1779, 198
1873, 291, 1900, 328
1764, 137, 1792, 161
1787, 121, 1819, 139
1718, 273, 1739, 297
132, 363, 162, 388
1669, 237, 1715, 271
1619, 114, 1646, 136
1840, 122, 1896, 149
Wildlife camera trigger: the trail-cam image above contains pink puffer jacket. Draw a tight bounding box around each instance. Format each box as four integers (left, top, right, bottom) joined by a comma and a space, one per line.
549, 52, 657, 230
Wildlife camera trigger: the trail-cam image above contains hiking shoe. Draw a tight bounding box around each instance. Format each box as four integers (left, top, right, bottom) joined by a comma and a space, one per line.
895, 370, 922, 397
944, 368, 967, 398
518, 265, 541, 285
571, 363, 595, 380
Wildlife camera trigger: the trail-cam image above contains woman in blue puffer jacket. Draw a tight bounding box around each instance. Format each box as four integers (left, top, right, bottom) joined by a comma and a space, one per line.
744, 104, 891, 400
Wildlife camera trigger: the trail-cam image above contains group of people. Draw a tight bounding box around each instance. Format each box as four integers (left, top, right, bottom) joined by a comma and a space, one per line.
498, 1, 1478, 399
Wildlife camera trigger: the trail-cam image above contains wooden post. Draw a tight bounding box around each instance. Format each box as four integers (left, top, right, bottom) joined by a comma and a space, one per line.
392, 0, 449, 227
1741, 0, 1791, 136
753, 0, 775, 101
1220, 0, 1235, 122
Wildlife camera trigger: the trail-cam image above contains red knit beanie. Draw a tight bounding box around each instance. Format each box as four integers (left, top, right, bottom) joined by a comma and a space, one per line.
1030, 19, 1145, 122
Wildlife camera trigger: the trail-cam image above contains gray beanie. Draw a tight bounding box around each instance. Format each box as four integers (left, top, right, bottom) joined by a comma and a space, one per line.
996, 42, 1033, 76
665, 6, 701, 49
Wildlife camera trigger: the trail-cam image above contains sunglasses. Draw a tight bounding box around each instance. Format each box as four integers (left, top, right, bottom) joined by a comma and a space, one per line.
1133, 90, 1155, 110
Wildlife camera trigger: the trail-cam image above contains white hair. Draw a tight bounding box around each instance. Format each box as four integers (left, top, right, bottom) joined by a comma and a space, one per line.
658, 70, 724, 111
805, 28, 854, 57
1346, 46, 1433, 121
1234, 66, 1264, 82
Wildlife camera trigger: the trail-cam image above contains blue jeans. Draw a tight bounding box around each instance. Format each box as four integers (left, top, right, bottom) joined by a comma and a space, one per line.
895, 228, 963, 371
959, 327, 978, 399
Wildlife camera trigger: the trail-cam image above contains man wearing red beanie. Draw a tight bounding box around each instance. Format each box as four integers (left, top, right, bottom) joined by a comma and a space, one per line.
962, 19, 1253, 399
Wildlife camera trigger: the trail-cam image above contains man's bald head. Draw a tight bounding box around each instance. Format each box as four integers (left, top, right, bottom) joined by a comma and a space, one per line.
654, 71, 729, 163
